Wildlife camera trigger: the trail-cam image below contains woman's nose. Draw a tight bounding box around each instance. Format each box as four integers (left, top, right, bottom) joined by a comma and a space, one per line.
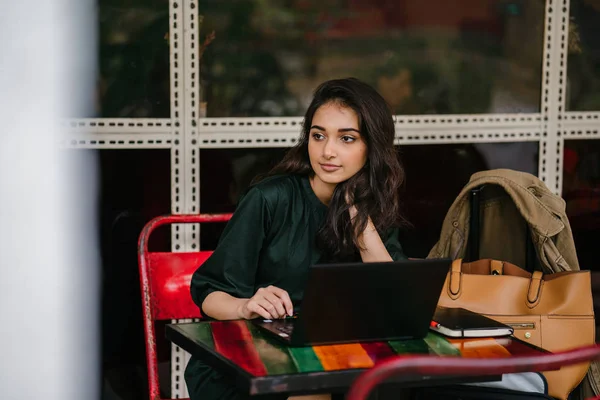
323, 139, 336, 159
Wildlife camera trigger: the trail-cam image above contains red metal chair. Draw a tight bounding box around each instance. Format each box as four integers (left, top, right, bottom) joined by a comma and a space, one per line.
138, 214, 232, 400
346, 345, 600, 400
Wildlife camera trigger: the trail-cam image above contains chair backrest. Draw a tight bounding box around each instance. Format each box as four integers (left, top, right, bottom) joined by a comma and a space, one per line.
346, 345, 600, 400
137, 213, 232, 400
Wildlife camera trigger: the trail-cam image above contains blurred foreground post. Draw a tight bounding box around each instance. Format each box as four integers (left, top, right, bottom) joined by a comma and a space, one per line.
0, 1, 99, 399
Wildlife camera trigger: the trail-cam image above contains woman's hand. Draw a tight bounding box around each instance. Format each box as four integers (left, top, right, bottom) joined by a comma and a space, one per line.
237, 286, 294, 320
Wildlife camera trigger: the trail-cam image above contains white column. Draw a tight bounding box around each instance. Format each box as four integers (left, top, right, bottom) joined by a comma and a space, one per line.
0, 1, 99, 400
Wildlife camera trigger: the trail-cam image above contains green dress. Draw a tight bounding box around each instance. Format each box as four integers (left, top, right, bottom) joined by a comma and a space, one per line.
185, 174, 407, 400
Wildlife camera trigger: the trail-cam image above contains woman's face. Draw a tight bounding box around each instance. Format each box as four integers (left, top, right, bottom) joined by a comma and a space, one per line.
308, 102, 368, 191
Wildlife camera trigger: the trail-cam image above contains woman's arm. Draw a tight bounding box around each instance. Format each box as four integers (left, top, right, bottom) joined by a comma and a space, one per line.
202, 291, 249, 320
346, 191, 407, 261
202, 287, 293, 320
191, 186, 291, 320
349, 206, 393, 262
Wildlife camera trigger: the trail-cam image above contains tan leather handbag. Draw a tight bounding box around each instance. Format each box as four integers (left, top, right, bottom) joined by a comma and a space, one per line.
438, 259, 595, 400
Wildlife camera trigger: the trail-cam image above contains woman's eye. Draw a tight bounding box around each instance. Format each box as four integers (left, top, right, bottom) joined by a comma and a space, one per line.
312, 133, 325, 140
341, 136, 356, 143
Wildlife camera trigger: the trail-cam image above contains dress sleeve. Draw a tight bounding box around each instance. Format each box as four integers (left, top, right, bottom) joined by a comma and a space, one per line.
190, 187, 272, 313
383, 227, 407, 261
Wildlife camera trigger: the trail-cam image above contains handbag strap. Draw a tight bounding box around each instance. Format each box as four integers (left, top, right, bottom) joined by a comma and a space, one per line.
448, 259, 462, 299
527, 270, 544, 308
449, 259, 544, 307
490, 260, 504, 275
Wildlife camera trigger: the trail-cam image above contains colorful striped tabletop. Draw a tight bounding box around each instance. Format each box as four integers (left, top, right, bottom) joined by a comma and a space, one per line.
169, 320, 541, 378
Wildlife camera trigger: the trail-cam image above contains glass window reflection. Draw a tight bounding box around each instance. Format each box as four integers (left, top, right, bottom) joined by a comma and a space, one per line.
567, 0, 600, 111
198, 0, 544, 117
563, 140, 600, 270
88, 0, 170, 118
96, 149, 171, 400
199, 142, 539, 256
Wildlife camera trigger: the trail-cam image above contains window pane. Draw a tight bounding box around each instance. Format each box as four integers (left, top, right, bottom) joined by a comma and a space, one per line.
83, 0, 171, 118
199, 148, 288, 250
567, 0, 600, 111
97, 149, 171, 399
399, 142, 539, 258
199, 142, 539, 256
198, 0, 544, 117
563, 140, 600, 270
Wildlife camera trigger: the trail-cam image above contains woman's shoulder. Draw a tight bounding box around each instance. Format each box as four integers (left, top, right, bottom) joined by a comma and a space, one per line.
247, 174, 304, 202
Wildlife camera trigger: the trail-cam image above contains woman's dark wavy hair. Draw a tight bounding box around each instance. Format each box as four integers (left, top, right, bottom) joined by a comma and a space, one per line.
268, 77, 407, 261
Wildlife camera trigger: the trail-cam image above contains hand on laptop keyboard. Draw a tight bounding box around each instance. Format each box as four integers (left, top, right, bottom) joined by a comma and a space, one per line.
238, 285, 294, 320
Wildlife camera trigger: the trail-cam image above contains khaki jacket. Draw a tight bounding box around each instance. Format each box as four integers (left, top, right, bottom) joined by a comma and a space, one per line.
427, 169, 599, 396
428, 168, 578, 273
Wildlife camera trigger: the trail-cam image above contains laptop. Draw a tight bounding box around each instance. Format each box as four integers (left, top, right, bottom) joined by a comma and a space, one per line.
252, 258, 451, 346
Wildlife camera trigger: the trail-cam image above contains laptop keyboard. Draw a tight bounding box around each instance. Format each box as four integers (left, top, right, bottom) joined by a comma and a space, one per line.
276, 323, 294, 336
255, 314, 299, 339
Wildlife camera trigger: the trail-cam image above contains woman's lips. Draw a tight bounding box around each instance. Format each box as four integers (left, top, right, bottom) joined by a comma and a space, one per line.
320, 163, 341, 172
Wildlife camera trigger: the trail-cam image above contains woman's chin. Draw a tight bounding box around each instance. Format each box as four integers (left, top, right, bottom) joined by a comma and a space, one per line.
316, 174, 345, 185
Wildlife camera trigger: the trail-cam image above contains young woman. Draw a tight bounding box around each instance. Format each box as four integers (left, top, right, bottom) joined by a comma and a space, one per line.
185, 77, 408, 400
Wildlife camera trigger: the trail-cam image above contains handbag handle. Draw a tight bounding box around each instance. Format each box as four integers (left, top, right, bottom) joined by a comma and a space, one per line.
448, 259, 462, 299
527, 271, 543, 308
448, 259, 544, 307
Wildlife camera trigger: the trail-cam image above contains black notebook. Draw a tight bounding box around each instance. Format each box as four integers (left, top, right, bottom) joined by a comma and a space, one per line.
430, 307, 514, 338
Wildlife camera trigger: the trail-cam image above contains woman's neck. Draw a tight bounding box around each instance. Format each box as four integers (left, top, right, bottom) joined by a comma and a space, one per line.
309, 175, 336, 206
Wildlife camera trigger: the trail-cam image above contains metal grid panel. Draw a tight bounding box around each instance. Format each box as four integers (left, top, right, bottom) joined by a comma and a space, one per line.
168, 1, 189, 396
395, 114, 542, 127
59, 133, 173, 149
171, 318, 199, 398
170, 0, 185, 263
196, 113, 542, 135
563, 128, 600, 139
395, 128, 542, 145
564, 112, 600, 125
170, 0, 184, 218
171, 0, 200, 397
183, 0, 200, 220
61, 118, 172, 132
194, 127, 542, 149
552, 0, 570, 196
537, 0, 570, 194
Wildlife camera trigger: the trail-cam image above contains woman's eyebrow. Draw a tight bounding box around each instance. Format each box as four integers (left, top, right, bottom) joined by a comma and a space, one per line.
309, 125, 361, 134
339, 128, 361, 134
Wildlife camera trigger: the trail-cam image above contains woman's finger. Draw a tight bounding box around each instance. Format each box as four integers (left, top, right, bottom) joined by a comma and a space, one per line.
262, 291, 287, 318
246, 301, 274, 320
266, 286, 294, 316
254, 297, 281, 319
